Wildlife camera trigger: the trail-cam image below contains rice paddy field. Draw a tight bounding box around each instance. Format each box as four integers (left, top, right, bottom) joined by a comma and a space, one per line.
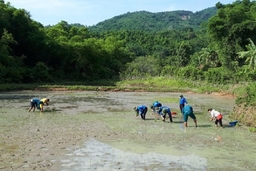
0, 90, 255, 171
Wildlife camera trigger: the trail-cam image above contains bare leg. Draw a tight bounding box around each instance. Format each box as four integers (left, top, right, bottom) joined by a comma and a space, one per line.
193, 119, 197, 127
184, 122, 188, 127
219, 119, 223, 126
169, 113, 173, 122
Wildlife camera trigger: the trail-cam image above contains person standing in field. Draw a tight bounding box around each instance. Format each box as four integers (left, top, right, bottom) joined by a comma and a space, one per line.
133, 105, 148, 120
28, 98, 43, 112
208, 108, 224, 128
179, 94, 188, 113
156, 106, 173, 122
182, 104, 197, 128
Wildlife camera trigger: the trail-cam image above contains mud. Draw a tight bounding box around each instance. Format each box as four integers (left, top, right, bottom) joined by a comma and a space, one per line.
0, 91, 256, 171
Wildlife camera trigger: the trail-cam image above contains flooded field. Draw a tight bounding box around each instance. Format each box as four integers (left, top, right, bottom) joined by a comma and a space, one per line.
0, 91, 256, 171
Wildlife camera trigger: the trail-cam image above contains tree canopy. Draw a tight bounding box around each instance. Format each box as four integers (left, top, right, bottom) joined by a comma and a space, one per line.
1, 0, 256, 85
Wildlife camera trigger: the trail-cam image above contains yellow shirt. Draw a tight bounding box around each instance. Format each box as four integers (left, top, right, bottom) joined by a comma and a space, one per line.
40, 98, 48, 103
40, 98, 49, 109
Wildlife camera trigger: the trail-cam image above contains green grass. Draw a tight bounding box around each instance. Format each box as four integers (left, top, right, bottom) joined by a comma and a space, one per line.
249, 127, 256, 132
0, 77, 240, 96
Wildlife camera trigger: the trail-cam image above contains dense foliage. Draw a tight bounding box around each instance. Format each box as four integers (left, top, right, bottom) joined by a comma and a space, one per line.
0, 0, 256, 87
88, 7, 217, 32
0, 1, 132, 83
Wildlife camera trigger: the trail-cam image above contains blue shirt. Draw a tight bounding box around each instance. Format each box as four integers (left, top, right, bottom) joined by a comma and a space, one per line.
31, 98, 42, 109
179, 97, 188, 105
137, 105, 147, 115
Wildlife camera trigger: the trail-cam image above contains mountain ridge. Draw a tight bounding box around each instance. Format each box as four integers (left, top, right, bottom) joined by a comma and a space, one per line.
88, 7, 217, 32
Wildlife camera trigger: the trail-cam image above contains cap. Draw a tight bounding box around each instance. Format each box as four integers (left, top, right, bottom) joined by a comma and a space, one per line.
180, 94, 183, 97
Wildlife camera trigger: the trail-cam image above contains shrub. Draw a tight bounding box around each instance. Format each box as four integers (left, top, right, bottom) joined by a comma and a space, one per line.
204, 67, 233, 84
235, 83, 256, 106
176, 66, 204, 80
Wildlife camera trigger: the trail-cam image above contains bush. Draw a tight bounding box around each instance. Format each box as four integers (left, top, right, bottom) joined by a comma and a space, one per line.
176, 66, 204, 80
235, 83, 256, 106
204, 67, 233, 84
30, 62, 53, 82
160, 65, 178, 76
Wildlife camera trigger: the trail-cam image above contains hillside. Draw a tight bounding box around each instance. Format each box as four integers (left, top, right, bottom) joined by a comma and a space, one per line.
88, 7, 217, 32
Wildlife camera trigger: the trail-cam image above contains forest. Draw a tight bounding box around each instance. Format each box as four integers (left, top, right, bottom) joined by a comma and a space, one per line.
1, 0, 256, 125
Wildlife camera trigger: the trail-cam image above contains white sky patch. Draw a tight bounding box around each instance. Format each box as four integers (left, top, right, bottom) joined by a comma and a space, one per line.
6, 0, 96, 25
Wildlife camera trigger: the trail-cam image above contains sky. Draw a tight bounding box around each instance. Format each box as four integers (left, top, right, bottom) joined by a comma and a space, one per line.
6, 0, 235, 26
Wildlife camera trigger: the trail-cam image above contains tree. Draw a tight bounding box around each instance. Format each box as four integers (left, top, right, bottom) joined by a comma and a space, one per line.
237, 38, 256, 70
207, 0, 256, 69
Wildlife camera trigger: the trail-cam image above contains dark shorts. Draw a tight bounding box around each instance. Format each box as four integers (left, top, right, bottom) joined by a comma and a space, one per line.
142, 107, 148, 115
183, 112, 196, 122
180, 104, 185, 112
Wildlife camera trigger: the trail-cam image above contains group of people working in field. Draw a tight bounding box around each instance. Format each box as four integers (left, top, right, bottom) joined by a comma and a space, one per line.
28, 94, 224, 128
134, 94, 224, 128
28, 98, 50, 112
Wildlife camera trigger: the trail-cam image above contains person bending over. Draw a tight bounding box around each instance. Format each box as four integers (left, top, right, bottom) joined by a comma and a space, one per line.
150, 101, 162, 115
28, 98, 43, 112
40, 98, 50, 112
133, 105, 148, 120
182, 104, 197, 128
208, 108, 224, 128
156, 106, 173, 123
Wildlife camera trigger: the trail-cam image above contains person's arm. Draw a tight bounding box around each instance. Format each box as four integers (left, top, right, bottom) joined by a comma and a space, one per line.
134, 110, 139, 117
44, 99, 49, 105
210, 111, 215, 121
157, 109, 161, 115
40, 103, 44, 112
139, 109, 143, 116
185, 98, 188, 104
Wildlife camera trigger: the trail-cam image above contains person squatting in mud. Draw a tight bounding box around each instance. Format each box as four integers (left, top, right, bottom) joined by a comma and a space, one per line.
208, 108, 224, 128
133, 105, 148, 120
156, 106, 173, 122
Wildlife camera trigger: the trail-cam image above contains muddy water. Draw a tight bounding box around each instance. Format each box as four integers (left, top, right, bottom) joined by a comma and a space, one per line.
0, 91, 256, 171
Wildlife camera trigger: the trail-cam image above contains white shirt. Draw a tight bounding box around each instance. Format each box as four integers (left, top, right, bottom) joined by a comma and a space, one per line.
210, 109, 221, 118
